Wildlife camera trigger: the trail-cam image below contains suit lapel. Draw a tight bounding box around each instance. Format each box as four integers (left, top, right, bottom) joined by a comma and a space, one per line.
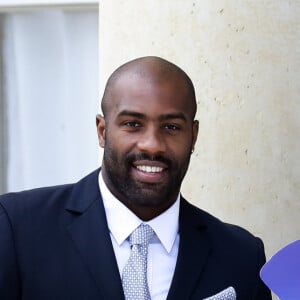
64, 171, 212, 300
65, 170, 124, 300
167, 198, 212, 300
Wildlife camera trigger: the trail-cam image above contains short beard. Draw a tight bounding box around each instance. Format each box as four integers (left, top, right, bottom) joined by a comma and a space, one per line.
102, 145, 190, 208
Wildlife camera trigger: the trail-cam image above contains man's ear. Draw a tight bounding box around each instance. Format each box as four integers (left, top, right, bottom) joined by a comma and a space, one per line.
192, 120, 199, 151
96, 114, 106, 148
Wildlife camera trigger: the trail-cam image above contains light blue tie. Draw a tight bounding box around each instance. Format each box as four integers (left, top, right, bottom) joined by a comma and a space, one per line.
122, 224, 154, 300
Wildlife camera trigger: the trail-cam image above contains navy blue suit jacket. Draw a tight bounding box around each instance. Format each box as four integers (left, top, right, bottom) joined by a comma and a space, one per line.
0, 170, 271, 299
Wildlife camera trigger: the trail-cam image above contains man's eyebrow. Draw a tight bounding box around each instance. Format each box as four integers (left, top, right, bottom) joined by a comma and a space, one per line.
159, 112, 187, 122
117, 110, 146, 119
117, 110, 188, 122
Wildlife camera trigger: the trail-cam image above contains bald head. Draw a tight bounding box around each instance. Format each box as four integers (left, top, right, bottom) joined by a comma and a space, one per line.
101, 56, 197, 119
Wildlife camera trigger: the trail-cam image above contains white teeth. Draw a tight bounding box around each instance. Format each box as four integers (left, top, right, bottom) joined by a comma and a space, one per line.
136, 165, 163, 173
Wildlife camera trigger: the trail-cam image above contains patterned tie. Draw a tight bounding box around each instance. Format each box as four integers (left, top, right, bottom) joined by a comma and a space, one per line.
122, 224, 154, 300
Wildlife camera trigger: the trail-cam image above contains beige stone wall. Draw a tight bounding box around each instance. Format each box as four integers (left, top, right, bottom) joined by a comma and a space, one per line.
99, 0, 300, 261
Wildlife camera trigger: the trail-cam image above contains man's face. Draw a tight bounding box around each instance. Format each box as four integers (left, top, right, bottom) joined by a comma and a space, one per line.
97, 73, 198, 215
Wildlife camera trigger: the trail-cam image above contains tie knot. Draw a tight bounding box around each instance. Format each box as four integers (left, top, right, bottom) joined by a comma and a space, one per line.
130, 224, 154, 246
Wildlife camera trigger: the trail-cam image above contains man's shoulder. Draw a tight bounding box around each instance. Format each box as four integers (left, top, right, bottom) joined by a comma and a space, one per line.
0, 169, 100, 215
181, 198, 263, 249
0, 183, 74, 212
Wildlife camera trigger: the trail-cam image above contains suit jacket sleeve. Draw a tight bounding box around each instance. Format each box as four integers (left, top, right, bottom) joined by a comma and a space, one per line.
254, 237, 272, 299
0, 202, 21, 299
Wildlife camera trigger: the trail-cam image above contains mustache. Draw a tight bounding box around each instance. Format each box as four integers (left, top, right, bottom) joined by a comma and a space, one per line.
126, 152, 173, 167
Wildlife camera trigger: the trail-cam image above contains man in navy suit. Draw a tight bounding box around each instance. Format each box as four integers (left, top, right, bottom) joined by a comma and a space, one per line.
0, 56, 271, 299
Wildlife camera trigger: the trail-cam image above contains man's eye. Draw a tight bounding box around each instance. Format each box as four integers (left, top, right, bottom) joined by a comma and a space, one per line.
124, 121, 141, 128
164, 124, 180, 131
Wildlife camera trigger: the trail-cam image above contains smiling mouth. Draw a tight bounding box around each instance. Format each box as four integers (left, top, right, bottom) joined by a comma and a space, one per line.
136, 165, 164, 173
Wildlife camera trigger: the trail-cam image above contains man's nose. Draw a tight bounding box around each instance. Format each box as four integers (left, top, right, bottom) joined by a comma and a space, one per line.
136, 127, 166, 154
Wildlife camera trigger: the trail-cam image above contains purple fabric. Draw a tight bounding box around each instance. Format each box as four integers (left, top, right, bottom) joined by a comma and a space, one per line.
260, 240, 300, 299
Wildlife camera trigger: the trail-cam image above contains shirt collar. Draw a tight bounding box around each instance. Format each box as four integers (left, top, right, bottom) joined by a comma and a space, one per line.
99, 171, 179, 253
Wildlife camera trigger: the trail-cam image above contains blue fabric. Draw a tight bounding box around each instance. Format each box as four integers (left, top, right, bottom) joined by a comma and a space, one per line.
261, 240, 300, 299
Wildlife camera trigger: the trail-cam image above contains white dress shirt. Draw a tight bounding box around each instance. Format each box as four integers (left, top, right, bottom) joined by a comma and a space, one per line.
99, 171, 180, 300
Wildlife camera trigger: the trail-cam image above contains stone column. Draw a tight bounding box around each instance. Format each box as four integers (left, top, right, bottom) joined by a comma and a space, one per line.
99, 0, 300, 260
